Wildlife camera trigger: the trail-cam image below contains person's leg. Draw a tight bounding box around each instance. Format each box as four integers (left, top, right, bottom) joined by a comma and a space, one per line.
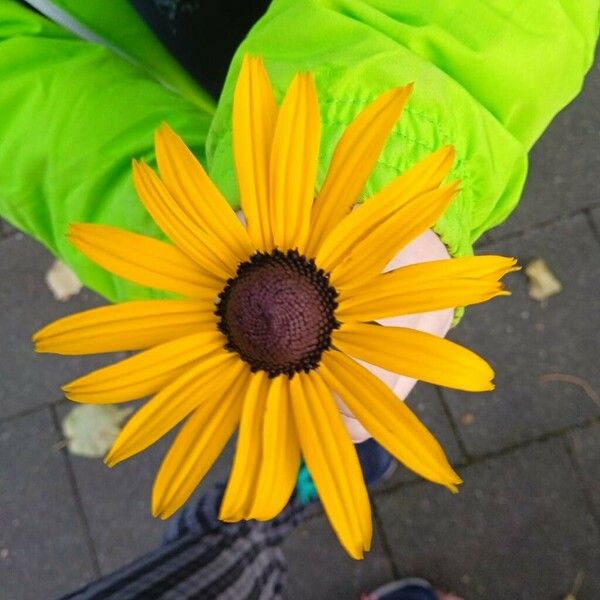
355, 438, 395, 485
61, 485, 305, 600
60, 439, 397, 599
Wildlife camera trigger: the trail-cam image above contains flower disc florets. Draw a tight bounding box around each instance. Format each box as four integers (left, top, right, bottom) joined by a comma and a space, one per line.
216, 249, 340, 377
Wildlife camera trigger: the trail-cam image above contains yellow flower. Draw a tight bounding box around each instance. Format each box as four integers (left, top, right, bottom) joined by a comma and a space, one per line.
34, 56, 516, 559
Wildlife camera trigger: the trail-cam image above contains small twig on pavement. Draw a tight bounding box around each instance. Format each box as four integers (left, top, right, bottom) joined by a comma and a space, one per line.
51, 439, 68, 452
562, 569, 585, 600
539, 373, 600, 410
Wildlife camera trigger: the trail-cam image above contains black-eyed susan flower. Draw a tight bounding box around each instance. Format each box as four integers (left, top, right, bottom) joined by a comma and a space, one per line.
34, 56, 517, 559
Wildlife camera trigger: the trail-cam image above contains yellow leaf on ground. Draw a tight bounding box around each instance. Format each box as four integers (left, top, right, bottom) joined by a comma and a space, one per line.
45, 260, 82, 301
62, 404, 134, 458
525, 258, 562, 301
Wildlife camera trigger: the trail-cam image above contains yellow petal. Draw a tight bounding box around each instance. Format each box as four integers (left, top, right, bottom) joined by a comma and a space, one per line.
320, 351, 461, 490
105, 351, 241, 466
152, 366, 250, 519
338, 279, 508, 322
34, 300, 216, 355
132, 160, 237, 279
269, 73, 321, 252
248, 376, 301, 520
233, 55, 278, 251
290, 372, 371, 560
333, 322, 494, 392
155, 123, 253, 262
339, 254, 519, 318
360, 255, 519, 284
63, 330, 225, 404
330, 183, 459, 288
68, 224, 221, 299
305, 84, 413, 256
316, 146, 455, 270
219, 371, 271, 521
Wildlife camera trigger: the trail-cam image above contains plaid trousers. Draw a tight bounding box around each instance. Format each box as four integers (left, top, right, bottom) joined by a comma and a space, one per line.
61, 485, 306, 600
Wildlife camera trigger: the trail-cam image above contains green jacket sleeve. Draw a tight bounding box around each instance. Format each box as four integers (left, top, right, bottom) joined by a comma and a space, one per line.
0, 0, 213, 302
48, 0, 216, 114
207, 0, 599, 258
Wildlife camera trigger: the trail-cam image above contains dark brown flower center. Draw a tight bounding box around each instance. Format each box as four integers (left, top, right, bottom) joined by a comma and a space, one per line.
216, 249, 339, 377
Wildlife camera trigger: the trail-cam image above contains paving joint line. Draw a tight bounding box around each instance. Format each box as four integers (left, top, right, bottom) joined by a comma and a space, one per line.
584, 208, 600, 247
0, 397, 67, 425
561, 433, 600, 531
373, 413, 600, 497
372, 501, 400, 579
277, 416, 600, 522
49, 404, 102, 578
295, 502, 399, 573
435, 386, 471, 462
476, 203, 600, 249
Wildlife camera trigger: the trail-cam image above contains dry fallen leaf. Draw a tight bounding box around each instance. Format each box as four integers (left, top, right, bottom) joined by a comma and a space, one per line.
525, 258, 562, 302
562, 570, 585, 600
45, 260, 82, 301
461, 413, 475, 425
62, 404, 133, 458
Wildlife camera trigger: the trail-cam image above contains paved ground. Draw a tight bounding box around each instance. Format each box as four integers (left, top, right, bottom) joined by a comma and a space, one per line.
1, 62, 599, 600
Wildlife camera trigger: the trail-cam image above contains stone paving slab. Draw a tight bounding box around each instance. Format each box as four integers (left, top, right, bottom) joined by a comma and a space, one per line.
407, 386, 464, 466
284, 508, 394, 599
0, 218, 17, 238
0, 234, 117, 420
56, 402, 237, 575
443, 215, 600, 457
55, 403, 168, 576
0, 409, 97, 600
375, 438, 600, 600
568, 423, 600, 520
490, 59, 600, 238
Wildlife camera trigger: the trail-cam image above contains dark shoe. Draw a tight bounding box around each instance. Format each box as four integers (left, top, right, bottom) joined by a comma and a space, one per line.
356, 438, 397, 485
362, 578, 437, 600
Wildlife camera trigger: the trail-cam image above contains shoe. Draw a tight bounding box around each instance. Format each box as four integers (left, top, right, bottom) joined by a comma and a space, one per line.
355, 438, 397, 485
296, 440, 397, 504
362, 578, 437, 600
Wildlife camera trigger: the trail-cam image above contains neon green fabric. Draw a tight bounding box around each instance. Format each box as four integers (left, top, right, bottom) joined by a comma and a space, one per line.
0, 0, 211, 300
208, 0, 599, 259
0, 0, 598, 303
50, 0, 216, 114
